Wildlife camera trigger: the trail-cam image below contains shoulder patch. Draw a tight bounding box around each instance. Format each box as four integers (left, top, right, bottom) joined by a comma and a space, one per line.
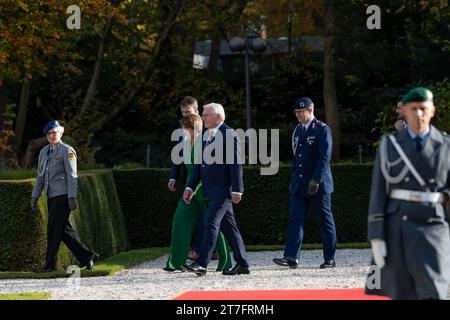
68, 152, 76, 161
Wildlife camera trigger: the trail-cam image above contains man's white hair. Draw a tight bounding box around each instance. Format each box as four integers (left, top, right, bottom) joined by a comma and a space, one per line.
203, 103, 226, 121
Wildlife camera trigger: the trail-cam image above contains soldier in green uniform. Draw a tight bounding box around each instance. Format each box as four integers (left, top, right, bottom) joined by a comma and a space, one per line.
366, 87, 450, 299
31, 120, 98, 273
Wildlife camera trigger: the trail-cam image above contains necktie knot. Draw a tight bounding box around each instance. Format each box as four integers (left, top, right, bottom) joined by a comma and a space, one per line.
300, 125, 306, 137
206, 130, 214, 146
414, 136, 423, 152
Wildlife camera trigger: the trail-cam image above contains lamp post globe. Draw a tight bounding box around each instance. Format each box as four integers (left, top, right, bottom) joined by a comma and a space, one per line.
229, 36, 245, 52
251, 37, 267, 53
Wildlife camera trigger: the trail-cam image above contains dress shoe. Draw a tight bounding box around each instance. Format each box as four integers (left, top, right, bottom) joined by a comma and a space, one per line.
34, 267, 56, 273
163, 266, 176, 272
188, 250, 199, 261
86, 252, 100, 271
181, 262, 207, 276
222, 264, 250, 275
163, 266, 184, 272
320, 260, 336, 269
273, 257, 298, 269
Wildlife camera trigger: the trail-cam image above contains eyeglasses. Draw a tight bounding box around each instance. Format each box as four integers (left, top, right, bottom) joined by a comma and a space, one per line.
202, 113, 217, 118
47, 131, 60, 136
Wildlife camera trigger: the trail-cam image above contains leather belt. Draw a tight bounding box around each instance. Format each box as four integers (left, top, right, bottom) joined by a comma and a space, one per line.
390, 189, 443, 203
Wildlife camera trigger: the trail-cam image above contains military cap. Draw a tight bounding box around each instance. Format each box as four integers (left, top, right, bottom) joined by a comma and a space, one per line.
293, 97, 314, 110
43, 120, 63, 135
402, 87, 433, 104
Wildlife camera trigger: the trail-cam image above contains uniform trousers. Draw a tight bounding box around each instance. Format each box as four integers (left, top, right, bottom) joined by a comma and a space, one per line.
45, 195, 93, 269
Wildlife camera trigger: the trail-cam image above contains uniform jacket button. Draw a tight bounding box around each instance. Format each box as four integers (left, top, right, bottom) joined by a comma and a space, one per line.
402, 215, 408, 221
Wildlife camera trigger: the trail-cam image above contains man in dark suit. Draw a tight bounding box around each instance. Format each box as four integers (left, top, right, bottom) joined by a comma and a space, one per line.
273, 97, 337, 269
168, 96, 206, 261
181, 102, 249, 276
168, 96, 199, 191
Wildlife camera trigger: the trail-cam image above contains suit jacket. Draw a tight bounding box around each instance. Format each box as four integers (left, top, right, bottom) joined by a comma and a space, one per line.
32, 141, 78, 199
290, 118, 334, 197
368, 125, 450, 240
187, 123, 244, 200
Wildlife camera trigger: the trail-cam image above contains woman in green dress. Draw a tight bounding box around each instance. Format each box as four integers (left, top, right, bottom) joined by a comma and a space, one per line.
165, 113, 231, 272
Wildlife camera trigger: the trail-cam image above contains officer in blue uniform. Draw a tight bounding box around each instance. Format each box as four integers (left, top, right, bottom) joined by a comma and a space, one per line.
31, 120, 98, 273
273, 97, 337, 269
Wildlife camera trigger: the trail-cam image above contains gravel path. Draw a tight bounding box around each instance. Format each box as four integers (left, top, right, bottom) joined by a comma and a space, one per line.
0, 249, 374, 300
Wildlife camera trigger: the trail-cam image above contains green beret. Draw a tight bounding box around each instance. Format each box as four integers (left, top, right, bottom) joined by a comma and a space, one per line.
402, 87, 433, 104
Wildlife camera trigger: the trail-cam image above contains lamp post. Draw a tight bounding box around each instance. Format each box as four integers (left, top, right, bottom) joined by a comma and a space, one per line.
229, 36, 267, 129
287, 6, 293, 53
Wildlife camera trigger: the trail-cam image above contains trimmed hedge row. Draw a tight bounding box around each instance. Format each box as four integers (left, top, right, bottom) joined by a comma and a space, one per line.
113, 164, 373, 248
0, 171, 128, 271
112, 169, 181, 249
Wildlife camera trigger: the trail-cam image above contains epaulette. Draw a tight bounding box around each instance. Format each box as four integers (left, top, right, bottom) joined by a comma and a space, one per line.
59, 141, 70, 149
316, 120, 327, 127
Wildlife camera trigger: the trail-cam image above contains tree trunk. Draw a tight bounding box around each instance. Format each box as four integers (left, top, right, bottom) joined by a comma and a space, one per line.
14, 76, 31, 154
323, 0, 341, 161
78, 18, 113, 119
22, 136, 47, 167
86, 0, 186, 135
0, 79, 7, 131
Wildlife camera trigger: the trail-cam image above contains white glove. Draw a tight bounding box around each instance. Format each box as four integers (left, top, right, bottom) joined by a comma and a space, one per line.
370, 239, 387, 269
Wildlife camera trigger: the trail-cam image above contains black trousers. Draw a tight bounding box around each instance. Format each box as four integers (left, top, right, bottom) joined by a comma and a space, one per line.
45, 195, 93, 269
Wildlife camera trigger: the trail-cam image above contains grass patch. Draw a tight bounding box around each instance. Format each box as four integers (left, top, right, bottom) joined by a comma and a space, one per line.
0, 292, 51, 300
0, 247, 167, 280
94, 247, 167, 274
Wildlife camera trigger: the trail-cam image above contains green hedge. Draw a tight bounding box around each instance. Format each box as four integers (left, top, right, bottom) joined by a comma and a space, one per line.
112, 169, 182, 249
113, 164, 373, 248
0, 171, 128, 271
1, 165, 372, 271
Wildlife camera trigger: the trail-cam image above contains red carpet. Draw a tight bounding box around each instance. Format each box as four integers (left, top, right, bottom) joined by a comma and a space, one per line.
174, 288, 389, 300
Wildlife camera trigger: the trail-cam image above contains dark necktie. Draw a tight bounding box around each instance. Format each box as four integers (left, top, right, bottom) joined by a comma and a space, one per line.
414, 136, 423, 152
300, 125, 306, 139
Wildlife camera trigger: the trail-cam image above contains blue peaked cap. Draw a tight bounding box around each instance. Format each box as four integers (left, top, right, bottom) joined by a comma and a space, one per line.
43, 120, 63, 134
293, 97, 314, 110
